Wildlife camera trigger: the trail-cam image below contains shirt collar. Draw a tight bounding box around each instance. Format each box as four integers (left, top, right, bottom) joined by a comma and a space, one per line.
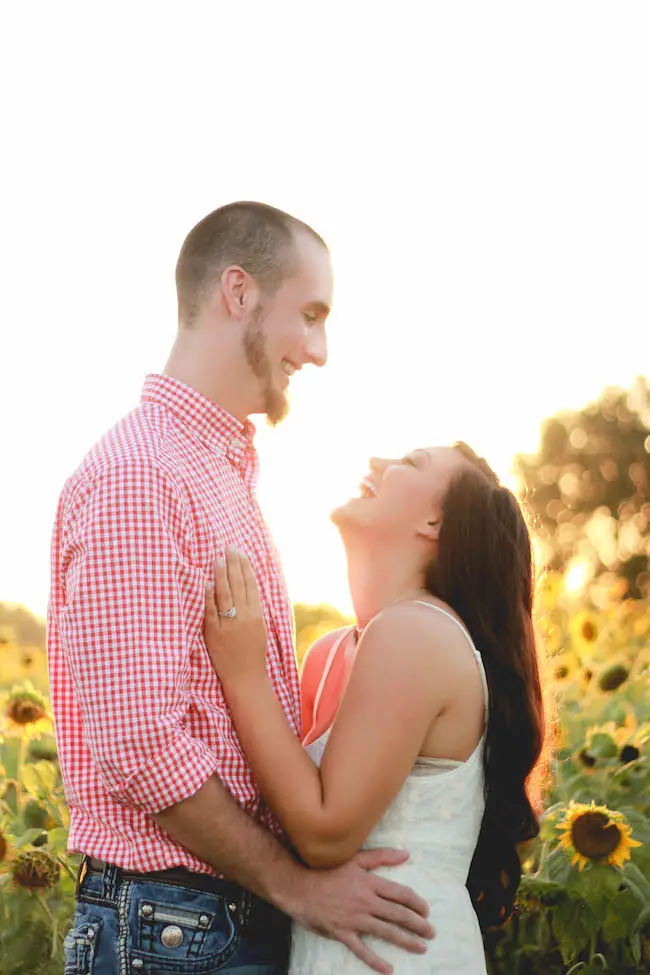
141, 374, 258, 480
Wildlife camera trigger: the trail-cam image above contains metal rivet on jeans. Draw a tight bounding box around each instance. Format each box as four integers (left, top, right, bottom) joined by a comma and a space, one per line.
198, 914, 210, 928
228, 902, 237, 914
161, 925, 184, 948
131, 961, 144, 971
87, 928, 95, 941
140, 903, 154, 919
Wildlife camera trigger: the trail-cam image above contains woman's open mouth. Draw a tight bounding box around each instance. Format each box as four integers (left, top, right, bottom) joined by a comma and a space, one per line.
358, 478, 378, 499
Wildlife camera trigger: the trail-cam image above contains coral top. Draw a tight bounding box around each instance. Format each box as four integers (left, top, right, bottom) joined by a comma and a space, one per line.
301, 625, 358, 745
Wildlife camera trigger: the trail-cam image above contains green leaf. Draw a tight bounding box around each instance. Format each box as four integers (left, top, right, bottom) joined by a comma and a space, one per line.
551, 897, 599, 964
632, 901, 650, 934
565, 862, 622, 923
33, 759, 57, 795
46, 828, 69, 854
588, 733, 619, 759
546, 846, 574, 885
622, 861, 650, 901
20, 763, 41, 798
603, 887, 643, 941
14, 827, 47, 849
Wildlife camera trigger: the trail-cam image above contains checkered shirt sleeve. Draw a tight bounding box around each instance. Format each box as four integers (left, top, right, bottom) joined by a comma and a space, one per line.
55, 459, 219, 813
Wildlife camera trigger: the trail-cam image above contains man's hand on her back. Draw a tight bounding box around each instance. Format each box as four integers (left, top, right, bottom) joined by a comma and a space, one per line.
283, 848, 434, 975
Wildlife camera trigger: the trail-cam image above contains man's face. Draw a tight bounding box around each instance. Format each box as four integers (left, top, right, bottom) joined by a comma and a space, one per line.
243, 232, 333, 425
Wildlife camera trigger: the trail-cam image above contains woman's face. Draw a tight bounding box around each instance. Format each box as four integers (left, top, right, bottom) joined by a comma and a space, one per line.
332, 446, 468, 544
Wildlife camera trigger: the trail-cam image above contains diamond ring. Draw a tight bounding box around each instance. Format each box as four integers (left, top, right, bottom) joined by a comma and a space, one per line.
218, 606, 237, 619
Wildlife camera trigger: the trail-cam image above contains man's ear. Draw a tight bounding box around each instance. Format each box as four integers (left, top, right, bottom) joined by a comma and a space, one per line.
220, 266, 251, 320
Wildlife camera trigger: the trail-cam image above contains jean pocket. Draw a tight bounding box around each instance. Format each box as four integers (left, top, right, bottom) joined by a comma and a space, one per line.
64, 916, 103, 975
128, 882, 239, 973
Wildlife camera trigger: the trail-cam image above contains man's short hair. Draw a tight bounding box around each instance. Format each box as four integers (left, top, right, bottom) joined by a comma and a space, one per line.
175, 201, 327, 325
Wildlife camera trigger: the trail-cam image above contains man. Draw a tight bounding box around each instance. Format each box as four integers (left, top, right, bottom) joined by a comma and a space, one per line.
49, 202, 432, 975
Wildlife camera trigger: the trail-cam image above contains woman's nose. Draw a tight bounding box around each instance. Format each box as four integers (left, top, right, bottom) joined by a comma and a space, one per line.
369, 457, 393, 473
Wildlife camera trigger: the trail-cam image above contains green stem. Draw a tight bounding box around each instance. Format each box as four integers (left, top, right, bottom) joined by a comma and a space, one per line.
32, 892, 55, 926
16, 737, 26, 812
57, 855, 77, 881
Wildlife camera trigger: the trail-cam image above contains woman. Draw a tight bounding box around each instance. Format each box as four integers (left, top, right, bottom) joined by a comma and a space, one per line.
204, 442, 546, 974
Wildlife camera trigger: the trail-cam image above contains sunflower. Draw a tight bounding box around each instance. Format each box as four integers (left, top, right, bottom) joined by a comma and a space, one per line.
570, 610, 601, 657
10, 849, 60, 889
2, 684, 52, 739
598, 663, 630, 693
557, 801, 642, 871
551, 650, 580, 683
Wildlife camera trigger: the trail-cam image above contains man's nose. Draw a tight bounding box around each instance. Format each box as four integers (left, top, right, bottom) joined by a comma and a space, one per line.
305, 327, 328, 368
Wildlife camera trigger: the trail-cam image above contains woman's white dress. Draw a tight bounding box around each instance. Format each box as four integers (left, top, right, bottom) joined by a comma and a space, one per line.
288, 603, 489, 975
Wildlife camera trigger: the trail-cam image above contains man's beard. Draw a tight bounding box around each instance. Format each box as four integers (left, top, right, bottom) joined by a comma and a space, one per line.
243, 305, 289, 427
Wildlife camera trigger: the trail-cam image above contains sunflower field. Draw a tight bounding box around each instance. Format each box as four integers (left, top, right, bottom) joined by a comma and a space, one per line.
1, 578, 650, 975
486, 575, 650, 975
0, 637, 77, 975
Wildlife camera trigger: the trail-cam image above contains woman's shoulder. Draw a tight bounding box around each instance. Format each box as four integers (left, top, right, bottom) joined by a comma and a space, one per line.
359, 599, 474, 677
369, 597, 465, 636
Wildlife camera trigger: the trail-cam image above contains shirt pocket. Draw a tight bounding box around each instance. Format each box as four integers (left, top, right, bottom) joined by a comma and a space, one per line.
128, 883, 239, 974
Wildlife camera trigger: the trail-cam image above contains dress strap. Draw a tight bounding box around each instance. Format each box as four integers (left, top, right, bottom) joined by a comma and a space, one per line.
409, 601, 489, 719
312, 625, 356, 720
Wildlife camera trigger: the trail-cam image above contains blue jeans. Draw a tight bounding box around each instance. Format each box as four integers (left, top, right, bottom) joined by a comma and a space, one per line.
65, 859, 291, 974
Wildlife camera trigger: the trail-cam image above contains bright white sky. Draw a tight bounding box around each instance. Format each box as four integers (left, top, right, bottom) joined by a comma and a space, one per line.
1, 3, 649, 619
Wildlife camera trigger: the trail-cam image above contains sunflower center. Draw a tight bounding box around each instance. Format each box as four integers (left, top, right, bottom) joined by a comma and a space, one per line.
581, 621, 598, 642
620, 744, 640, 764
11, 850, 60, 889
571, 811, 622, 859
6, 699, 46, 725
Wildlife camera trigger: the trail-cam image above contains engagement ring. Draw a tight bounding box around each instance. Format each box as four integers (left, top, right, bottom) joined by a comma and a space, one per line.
218, 606, 237, 619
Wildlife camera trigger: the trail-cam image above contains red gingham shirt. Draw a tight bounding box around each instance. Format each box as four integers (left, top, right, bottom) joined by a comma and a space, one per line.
47, 374, 301, 874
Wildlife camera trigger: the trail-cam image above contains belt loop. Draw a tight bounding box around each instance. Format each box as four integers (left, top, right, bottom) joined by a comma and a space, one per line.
102, 861, 120, 902
240, 888, 252, 928
75, 854, 88, 899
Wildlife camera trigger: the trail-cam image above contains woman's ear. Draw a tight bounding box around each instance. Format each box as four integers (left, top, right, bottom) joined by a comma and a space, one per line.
418, 518, 440, 542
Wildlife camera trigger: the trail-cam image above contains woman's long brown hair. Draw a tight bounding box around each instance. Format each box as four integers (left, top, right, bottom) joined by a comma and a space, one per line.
425, 442, 546, 930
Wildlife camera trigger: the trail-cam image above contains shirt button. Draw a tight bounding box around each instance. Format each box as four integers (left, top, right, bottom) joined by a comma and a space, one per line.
231, 437, 243, 449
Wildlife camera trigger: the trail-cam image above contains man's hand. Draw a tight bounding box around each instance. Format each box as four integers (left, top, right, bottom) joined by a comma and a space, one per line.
282, 848, 434, 975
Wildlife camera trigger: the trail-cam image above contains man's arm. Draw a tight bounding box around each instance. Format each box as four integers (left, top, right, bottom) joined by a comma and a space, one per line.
156, 775, 434, 975
56, 460, 218, 813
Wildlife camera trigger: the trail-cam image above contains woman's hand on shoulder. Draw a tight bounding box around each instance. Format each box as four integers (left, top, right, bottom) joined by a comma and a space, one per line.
204, 548, 268, 688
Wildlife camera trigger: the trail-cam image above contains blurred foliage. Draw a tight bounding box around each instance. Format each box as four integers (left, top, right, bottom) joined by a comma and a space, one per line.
0, 604, 46, 650
294, 602, 353, 667
514, 376, 650, 598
